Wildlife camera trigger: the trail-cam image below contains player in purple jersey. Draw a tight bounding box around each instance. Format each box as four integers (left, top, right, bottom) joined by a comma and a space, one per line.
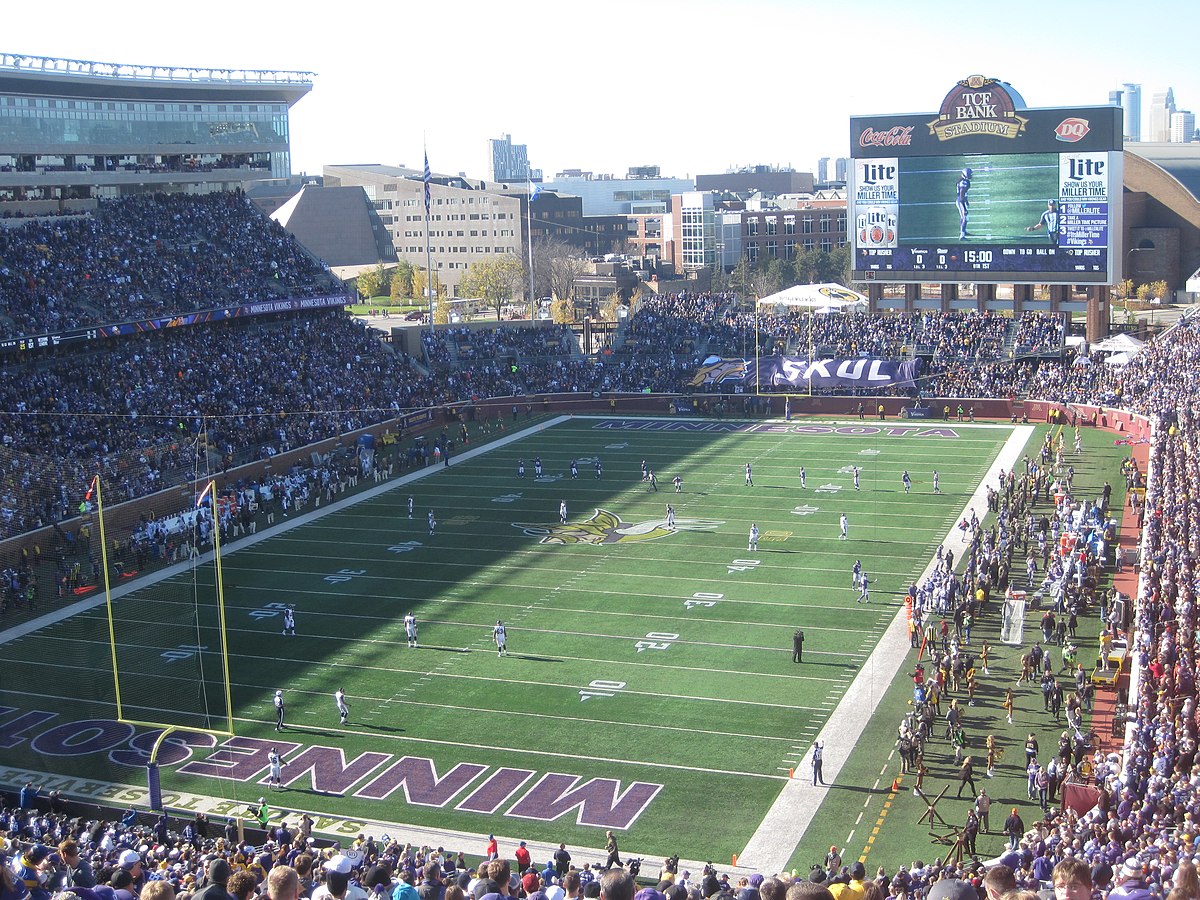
956, 168, 972, 239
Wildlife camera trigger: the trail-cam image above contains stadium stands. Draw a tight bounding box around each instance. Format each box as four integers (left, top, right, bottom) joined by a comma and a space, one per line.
5, 192, 1200, 898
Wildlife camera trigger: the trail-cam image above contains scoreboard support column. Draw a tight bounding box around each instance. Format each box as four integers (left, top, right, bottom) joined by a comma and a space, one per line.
1086, 286, 1111, 344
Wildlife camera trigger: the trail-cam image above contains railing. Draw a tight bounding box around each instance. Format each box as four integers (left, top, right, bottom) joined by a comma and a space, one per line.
0, 51, 314, 85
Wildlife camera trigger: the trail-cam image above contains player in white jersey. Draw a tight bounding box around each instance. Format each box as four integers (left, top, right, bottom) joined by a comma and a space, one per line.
853, 467, 860, 490
268, 747, 287, 789
408, 496, 414, 518
672, 475, 682, 493
932, 470, 941, 494
559, 500, 568, 524
745, 463, 754, 486
334, 688, 350, 725
666, 505, 676, 530
493, 620, 508, 656
840, 514, 849, 540
534, 457, 543, 478
428, 510, 436, 536
282, 606, 296, 636
799, 466, 807, 489
748, 523, 760, 551
404, 613, 418, 648
594, 459, 602, 479
902, 470, 912, 494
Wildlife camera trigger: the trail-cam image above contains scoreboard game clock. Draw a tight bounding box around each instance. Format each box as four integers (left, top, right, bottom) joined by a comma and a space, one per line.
850, 75, 1122, 285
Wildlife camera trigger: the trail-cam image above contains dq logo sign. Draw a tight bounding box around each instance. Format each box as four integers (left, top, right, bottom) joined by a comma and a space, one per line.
1055, 117, 1091, 143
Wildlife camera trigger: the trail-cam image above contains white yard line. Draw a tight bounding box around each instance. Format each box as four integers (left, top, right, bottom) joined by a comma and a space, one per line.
0, 417, 571, 647
735, 425, 1033, 872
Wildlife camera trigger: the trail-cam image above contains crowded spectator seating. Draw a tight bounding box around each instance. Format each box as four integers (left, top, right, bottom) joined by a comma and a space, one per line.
6, 193, 1200, 895
0, 190, 336, 340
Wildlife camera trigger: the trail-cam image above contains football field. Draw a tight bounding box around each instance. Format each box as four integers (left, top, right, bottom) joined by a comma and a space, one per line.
898, 152, 1059, 244
0, 415, 1028, 868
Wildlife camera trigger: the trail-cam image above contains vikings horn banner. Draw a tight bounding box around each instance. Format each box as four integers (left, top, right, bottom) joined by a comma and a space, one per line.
689, 356, 922, 390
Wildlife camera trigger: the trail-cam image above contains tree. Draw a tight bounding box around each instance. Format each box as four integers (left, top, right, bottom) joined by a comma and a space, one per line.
433, 291, 450, 326
411, 269, 445, 310
356, 267, 382, 300
390, 260, 415, 300
459, 255, 526, 320
1111, 278, 1134, 300
600, 290, 624, 321
550, 296, 574, 324
1148, 280, 1169, 303
532, 237, 588, 304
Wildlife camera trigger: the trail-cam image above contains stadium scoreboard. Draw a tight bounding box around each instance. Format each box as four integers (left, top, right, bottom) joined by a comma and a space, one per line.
850, 76, 1122, 284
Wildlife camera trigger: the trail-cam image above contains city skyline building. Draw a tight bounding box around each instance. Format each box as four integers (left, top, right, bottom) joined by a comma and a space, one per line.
1150, 88, 1177, 142
488, 133, 541, 183
1121, 83, 1142, 142
1172, 110, 1196, 143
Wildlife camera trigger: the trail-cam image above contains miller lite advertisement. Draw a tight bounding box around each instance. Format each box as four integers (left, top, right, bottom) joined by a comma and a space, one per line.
849, 75, 1121, 285
854, 159, 898, 248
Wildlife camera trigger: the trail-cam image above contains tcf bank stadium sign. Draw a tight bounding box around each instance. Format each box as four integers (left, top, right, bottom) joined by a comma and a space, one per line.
927, 75, 1029, 141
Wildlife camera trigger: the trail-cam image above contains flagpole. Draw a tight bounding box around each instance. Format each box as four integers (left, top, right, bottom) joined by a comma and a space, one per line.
526, 165, 535, 317
424, 144, 434, 332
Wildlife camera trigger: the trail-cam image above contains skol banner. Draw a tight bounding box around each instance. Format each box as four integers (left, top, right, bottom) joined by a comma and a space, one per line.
690, 356, 921, 390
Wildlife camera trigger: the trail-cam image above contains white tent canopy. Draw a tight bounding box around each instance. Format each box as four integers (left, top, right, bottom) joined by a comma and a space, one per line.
757, 283, 869, 312
1091, 332, 1145, 353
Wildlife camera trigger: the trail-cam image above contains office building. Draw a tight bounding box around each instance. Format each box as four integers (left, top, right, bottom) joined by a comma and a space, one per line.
1172, 111, 1196, 143
1150, 88, 1176, 142
489, 133, 540, 183
1121, 83, 1141, 142
695, 166, 814, 195
539, 171, 694, 217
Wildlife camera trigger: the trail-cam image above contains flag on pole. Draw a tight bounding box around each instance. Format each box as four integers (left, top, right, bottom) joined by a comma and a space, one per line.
195, 480, 215, 508
528, 181, 542, 202
423, 151, 432, 215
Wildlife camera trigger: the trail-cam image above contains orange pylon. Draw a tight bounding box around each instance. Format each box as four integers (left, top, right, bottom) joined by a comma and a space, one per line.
891, 777, 901, 792
789, 768, 795, 779
732, 854, 738, 867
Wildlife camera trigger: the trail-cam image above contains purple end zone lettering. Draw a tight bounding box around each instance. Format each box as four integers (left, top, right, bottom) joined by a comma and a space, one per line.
455, 768, 535, 814
749, 425, 791, 434
178, 737, 299, 781
791, 425, 833, 435
505, 773, 663, 830
916, 428, 961, 438
275, 747, 391, 794
31, 719, 135, 757
0, 710, 58, 749
593, 421, 652, 430
884, 427, 920, 436
109, 729, 217, 768
834, 426, 882, 436
356, 757, 486, 806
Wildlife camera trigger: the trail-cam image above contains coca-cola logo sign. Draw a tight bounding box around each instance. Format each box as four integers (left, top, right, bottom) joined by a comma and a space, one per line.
1055, 117, 1091, 142
859, 125, 914, 148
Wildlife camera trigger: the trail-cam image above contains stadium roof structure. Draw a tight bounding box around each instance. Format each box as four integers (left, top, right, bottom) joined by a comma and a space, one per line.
1127, 143, 1200, 228
0, 51, 314, 105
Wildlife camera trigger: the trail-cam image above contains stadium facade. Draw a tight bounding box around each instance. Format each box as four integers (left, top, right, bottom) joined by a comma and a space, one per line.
0, 51, 312, 217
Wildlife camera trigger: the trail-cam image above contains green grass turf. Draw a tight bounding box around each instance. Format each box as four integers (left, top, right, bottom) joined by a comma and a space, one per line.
786, 424, 1130, 872
898, 153, 1059, 245
1, 417, 1127, 870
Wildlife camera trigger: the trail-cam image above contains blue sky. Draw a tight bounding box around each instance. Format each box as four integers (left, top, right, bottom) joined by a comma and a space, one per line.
6, 0, 1198, 180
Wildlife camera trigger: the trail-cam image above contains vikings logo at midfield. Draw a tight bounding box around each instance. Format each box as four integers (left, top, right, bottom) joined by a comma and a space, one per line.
515, 508, 724, 545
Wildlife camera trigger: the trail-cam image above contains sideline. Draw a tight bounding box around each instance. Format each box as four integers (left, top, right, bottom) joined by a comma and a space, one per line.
736, 425, 1034, 872
0, 416, 570, 646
